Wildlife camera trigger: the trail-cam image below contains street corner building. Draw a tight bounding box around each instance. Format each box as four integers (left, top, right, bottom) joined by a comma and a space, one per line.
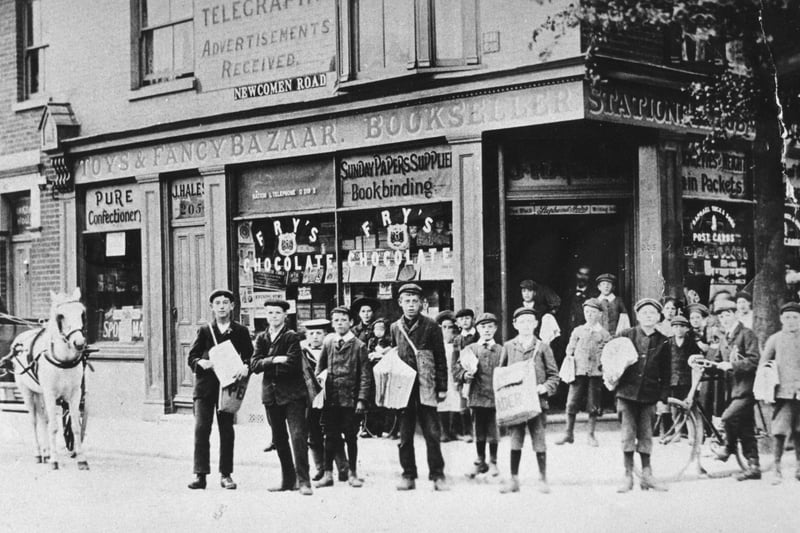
0, 0, 793, 421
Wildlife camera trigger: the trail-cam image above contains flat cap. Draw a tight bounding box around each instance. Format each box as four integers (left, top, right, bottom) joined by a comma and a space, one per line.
513, 307, 538, 320
330, 305, 353, 318
455, 308, 475, 319
263, 299, 290, 311
435, 310, 455, 324
519, 279, 537, 290
583, 298, 602, 312
398, 283, 424, 297
712, 299, 737, 314
634, 298, 662, 314
596, 273, 617, 285
735, 291, 752, 303
302, 318, 330, 330
780, 301, 800, 315
670, 315, 690, 327
475, 312, 499, 326
685, 303, 710, 317
208, 288, 235, 303
351, 297, 380, 313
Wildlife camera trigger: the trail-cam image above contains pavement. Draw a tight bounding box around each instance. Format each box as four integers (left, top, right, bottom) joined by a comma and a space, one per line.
1, 410, 799, 533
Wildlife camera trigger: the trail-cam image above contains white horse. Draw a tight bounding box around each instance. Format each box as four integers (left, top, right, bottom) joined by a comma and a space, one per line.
8, 288, 89, 470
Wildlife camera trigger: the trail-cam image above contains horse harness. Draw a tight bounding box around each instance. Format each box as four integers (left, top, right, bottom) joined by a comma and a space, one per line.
10, 327, 90, 385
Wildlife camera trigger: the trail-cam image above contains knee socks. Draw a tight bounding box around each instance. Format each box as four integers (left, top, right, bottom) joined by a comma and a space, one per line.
536, 452, 547, 480
476, 440, 486, 462
640, 452, 651, 470
489, 442, 498, 463
510, 450, 521, 476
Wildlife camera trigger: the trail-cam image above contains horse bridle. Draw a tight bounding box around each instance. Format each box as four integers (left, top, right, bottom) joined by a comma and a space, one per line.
45, 301, 88, 369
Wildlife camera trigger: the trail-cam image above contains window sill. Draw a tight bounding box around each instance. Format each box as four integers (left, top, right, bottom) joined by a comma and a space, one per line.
12, 96, 50, 113
129, 77, 196, 102
337, 65, 483, 91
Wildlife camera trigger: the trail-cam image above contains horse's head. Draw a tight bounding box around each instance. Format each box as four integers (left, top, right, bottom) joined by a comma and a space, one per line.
49, 288, 87, 355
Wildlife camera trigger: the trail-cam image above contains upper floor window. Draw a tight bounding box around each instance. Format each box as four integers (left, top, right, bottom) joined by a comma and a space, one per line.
21, 0, 46, 99
138, 0, 194, 86
337, 0, 478, 83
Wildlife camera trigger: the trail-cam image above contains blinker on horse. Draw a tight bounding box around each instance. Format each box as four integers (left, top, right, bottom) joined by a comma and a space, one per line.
7, 288, 90, 470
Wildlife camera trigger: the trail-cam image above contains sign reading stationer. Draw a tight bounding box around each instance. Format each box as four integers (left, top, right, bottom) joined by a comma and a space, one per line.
85, 184, 142, 233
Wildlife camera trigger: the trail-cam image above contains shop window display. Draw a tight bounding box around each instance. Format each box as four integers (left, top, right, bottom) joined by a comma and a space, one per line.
338, 202, 453, 321
237, 213, 337, 332
83, 231, 143, 344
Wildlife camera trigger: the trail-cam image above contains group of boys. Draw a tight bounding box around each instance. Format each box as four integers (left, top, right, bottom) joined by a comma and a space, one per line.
185, 280, 800, 494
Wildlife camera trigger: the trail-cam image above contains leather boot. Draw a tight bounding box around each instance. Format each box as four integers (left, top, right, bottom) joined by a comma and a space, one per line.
772, 463, 783, 485
617, 453, 634, 493
735, 460, 761, 481
335, 447, 349, 482
396, 477, 416, 491
499, 475, 520, 494
640, 466, 668, 491
220, 475, 237, 490
315, 470, 334, 488
556, 413, 576, 445
587, 415, 599, 447
466, 459, 488, 479
488, 461, 500, 477
348, 470, 364, 488
187, 474, 207, 490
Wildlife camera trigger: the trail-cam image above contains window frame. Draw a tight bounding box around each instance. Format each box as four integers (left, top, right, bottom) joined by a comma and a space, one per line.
337, 0, 479, 84
20, 0, 47, 100
134, 0, 195, 88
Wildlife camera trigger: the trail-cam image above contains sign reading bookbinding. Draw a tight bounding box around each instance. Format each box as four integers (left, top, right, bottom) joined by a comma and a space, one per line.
196, 0, 335, 94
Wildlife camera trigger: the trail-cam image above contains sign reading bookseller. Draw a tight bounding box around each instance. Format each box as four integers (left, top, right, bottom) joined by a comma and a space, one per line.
85, 185, 142, 233
195, 0, 336, 94
681, 150, 748, 200
340, 147, 453, 208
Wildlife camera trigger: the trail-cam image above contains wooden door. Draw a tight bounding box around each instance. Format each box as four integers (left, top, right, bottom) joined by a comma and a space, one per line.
171, 224, 210, 409
11, 242, 32, 318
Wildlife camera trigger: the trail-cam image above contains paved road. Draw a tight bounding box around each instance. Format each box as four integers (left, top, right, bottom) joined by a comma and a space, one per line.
1, 411, 798, 533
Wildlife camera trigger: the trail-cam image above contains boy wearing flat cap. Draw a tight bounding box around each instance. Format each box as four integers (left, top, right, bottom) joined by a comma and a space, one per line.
390, 283, 450, 491
301, 319, 349, 484
452, 308, 479, 442
315, 306, 371, 488
498, 307, 560, 494
187, 289, 253, 491
454, 312, 502, 478
735, 291, 754, 330
557, 298, 611, 447
761, 301, 800, 484
596, 274, 630, 335
352, 297, 380, 344
614, 298, 671, 493
712, 298, 761, 481
251, 299, 313, 495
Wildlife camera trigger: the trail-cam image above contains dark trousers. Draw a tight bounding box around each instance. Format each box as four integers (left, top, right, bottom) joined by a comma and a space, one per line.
193, 397, 234, 475
266, 400, 310, 487
322, 406, 359, 472
398, 394, 445, 481
617, 398, 656, 454
722, 396, 758, 463
566, 376, 603, 416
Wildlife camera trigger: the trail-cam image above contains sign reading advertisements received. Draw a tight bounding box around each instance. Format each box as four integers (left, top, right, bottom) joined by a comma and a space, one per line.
195, 0, 336, 95
85, 184, 142, 233
340, 147, 453, 208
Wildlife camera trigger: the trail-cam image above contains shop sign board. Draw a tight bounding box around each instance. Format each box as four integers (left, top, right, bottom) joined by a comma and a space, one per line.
238, 158, 335, 215
339, 147, 453, 208
785, 210, 800, 247
509, 204, 617, 216
171, 177, 205, 220
681, 150, 748, 200
586, 83, 755, 140
74, 80, 585, 183
11, 195, 31, 234
195, 0, 336, 95
85, 184, 142, 233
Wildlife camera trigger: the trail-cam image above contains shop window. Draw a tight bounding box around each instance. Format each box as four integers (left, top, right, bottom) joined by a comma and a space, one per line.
338, 202, 453, 320
136, 0, 194, 86
20, 0, 47, 100
84, 231, 143, 344
337, 0, 479, 83
237, 213, 338, 332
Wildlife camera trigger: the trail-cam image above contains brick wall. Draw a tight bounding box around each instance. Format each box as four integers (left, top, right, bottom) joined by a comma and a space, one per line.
30, 155, 63, 318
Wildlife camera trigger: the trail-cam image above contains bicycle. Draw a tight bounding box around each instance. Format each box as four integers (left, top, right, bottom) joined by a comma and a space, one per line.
656, 355, 772, 479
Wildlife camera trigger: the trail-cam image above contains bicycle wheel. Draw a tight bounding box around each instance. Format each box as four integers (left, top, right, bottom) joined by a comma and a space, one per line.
639, 398, 700, 480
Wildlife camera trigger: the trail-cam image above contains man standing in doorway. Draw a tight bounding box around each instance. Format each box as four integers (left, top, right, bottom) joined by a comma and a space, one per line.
391, 283, 450, 491
560, 266, 597, 337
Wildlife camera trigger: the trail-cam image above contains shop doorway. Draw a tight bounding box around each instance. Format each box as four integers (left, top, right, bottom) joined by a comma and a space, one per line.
170, 224, 210, 412
11, 242, 32, 318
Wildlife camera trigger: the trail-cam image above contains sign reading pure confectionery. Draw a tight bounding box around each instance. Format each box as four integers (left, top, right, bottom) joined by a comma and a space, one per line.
85, 184, 143, 233
681, 149, 749, 200
339, 147, 453, 207
195, 0, 336, 94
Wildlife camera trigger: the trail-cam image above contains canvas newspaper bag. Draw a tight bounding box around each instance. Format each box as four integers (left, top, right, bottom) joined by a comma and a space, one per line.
208, 324, 249, 414
493, 358, 542, 427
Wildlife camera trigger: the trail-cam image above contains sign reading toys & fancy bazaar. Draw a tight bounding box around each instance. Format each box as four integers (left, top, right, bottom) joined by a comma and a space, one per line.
340, 148, 453, 208
85, 185, 142, 233
196, 0, 336, 95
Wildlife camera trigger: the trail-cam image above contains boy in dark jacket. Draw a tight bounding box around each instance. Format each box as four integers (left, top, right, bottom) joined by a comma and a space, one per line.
498, 308, 560, 494
187, 289, 253, 491
614, 298, 671, 493
454, 312, 502, 478
251, 299, 312, 495
315, 306, 371, 488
